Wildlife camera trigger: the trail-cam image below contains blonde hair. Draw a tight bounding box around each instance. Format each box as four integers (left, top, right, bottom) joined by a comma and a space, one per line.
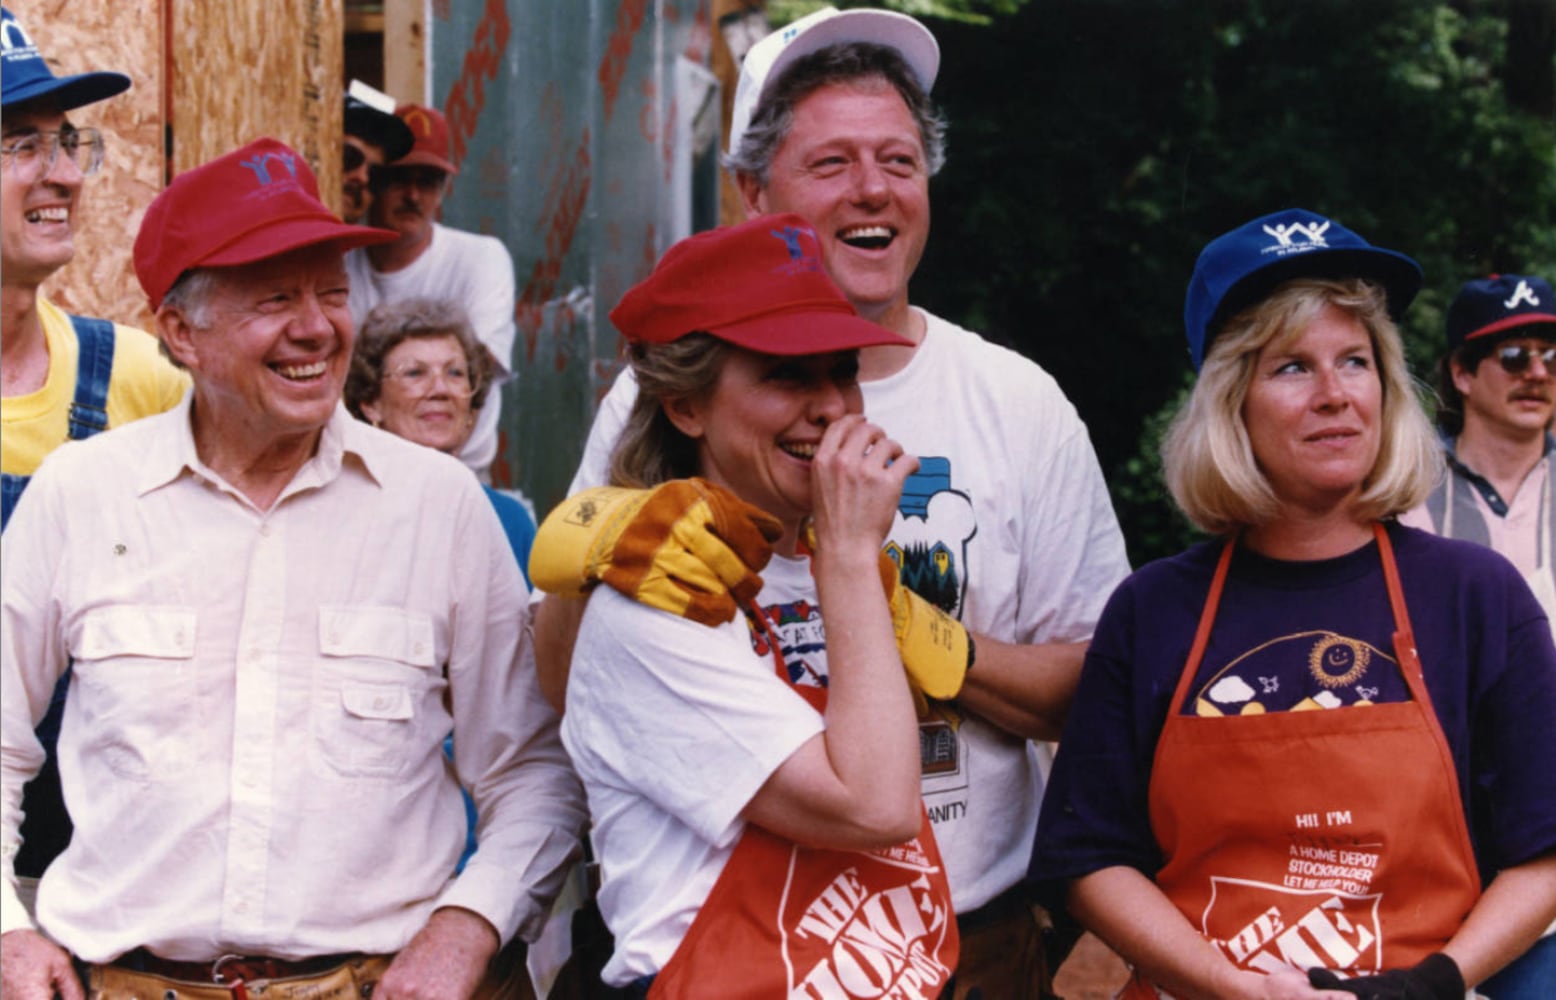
610, 334, 731, 488
1163, 278, 1441, 534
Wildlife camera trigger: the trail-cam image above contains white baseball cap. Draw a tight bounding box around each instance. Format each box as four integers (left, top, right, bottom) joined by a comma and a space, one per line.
726, 6, 940, 159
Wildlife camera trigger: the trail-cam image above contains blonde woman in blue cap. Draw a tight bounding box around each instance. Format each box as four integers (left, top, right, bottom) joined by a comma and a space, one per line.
1030, 209, 1556, 999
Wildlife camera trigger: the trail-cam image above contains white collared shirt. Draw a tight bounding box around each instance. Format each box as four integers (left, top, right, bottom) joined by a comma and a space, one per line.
0, 399, 584, 962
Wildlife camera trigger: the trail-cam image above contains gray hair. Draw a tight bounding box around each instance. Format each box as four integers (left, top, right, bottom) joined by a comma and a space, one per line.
723, 41, 948, 187
345, 297, 495, 417
156, 268, 222, 369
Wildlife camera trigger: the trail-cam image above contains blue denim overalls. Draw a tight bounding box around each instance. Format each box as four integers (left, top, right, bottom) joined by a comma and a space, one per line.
2, 314, 115, 879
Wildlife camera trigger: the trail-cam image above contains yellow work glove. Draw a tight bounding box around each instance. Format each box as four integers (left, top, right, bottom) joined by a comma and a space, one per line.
529, 478, 783, 627
878, 551, 971, 703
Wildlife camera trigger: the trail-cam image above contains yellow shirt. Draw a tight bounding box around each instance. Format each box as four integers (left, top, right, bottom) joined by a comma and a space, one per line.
1, 297, 188, 477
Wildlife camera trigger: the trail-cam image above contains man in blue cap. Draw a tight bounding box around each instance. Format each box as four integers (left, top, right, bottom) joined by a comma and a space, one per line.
1400, 273, 1556, 997
0, 3, 187, 916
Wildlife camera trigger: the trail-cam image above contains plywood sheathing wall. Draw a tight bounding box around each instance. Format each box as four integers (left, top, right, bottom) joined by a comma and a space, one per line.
29, 1, 344, 333
171, 0, 344, 201
28, 0, 163, 331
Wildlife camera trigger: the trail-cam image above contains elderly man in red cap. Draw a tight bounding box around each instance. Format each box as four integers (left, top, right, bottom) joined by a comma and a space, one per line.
345, 104, 516, 484
0, 138, 584, 1000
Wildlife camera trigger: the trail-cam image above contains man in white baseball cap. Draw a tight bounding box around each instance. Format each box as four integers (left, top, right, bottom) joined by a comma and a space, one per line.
537, 7, 1129, 996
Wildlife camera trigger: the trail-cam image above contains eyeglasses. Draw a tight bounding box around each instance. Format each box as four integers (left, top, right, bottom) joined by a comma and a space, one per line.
369, 165, 447, 192
0, 127, 105, 182
343, 143, 367, 173
385, 362, 474, 397
1495, 343, 1556, 375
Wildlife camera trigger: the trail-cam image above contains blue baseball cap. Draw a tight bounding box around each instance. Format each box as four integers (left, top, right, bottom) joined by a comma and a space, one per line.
1184, 208, 1422, 370
2, 7, 130, 111
1446, 274, 1556, 353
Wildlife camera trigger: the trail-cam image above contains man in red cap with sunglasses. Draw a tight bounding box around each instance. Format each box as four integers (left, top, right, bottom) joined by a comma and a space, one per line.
345, 104, 517, 484
0, 138, 584, 1000
1400, 273, 1556, 995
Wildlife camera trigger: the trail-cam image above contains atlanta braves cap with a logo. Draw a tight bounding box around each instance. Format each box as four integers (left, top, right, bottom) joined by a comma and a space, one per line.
134, 138, 396, 309
1184, 208, 1423, 370
392, 104, 458, 174
727, 6, 939, 159
1446, 274, 1556, 353
345, 80, 414, 162
610, 213, 911, 355
1, 7, 130, 111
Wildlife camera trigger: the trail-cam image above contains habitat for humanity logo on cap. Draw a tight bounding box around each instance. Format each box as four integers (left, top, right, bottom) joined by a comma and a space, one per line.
133, 137, 395, 309
1260, 218, 1332, 256
1183, 208, 1422, 371
769, 223, 824, 276
238, 146, 306, 198
1, 6, 130, 111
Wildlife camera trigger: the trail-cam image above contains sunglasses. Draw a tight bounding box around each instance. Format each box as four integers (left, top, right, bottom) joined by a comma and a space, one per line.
1495, 343, 1556, 375
343, 143, 367, 173
369, 166, 447, 192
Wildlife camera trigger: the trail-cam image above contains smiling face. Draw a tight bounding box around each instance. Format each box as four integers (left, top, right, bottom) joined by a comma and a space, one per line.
161, 243, 354, 453
340, 135, 385, 224
1, 102, 83, 288
1453, 333, 1555, 443
360, 333, 475, 454
742, 79, 930, 334
1241, 303, 1383, 516
666, 347, 864, 532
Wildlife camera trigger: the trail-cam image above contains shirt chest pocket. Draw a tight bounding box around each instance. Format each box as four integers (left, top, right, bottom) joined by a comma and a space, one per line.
314, 606, 442, 779
69, 606, 198, 782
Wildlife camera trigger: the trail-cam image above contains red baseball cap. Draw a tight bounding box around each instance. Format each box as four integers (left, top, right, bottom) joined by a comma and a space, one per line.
134, 137, 396, 309
610, 214, 912, 355
393, 104, 458, 174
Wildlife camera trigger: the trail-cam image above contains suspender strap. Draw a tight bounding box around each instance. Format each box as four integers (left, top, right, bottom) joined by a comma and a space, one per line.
66, 314, 115, 440
0, 474, 26, 532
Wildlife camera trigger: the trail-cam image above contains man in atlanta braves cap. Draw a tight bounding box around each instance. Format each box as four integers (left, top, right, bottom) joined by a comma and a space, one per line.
345, 103, 516, 484
1, 137, 584, 1000
540, 7, 1129, 997
1398, 272, 1556, 996
0, 3, 190, 918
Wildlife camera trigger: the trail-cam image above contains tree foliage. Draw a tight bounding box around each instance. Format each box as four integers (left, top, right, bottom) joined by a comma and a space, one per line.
904, 0, 1556, 564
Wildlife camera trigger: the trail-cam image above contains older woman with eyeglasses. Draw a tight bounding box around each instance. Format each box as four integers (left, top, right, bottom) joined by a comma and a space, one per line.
1030, 210, 1556, 1000
344, 297, 534, 577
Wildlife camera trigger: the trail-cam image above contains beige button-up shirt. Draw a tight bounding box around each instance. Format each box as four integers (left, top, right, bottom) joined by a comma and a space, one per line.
0, 399, 584, 962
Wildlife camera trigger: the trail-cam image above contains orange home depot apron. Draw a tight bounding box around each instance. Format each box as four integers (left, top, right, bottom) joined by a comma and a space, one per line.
1121, 525, 1480, 998
648, 603, 959, 1000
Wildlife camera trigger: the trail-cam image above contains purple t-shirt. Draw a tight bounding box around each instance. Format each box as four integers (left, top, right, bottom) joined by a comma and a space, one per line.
1030, 522, 1556, 907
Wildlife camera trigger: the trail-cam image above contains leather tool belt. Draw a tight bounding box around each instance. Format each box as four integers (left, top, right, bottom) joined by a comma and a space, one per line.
89, 951, 392, 1000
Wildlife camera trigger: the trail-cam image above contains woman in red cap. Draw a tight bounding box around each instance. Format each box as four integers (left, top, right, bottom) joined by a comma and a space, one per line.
537, 214, 958, 998
1030, 210, 1556, 1000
